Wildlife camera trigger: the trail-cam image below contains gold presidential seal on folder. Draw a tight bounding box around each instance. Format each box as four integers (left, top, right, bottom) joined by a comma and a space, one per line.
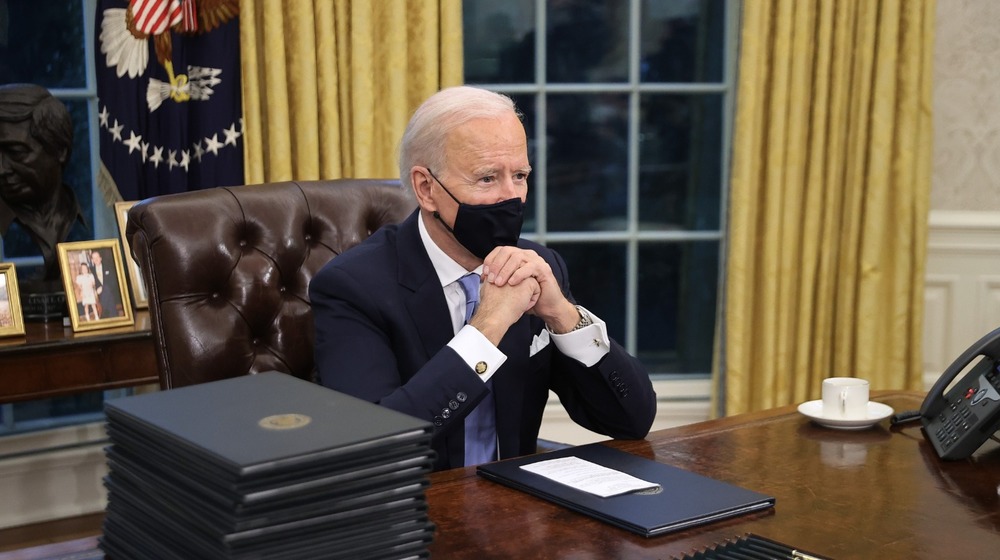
258, 414, 312, 430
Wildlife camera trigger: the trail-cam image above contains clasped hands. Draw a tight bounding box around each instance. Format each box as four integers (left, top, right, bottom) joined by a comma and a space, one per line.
467, 246, 581, 346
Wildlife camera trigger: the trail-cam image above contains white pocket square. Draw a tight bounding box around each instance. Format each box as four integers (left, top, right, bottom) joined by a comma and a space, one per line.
529, 329, 551, 357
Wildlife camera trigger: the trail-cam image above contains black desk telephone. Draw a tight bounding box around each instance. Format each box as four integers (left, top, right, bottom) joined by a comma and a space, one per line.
919, 326, 1000, 460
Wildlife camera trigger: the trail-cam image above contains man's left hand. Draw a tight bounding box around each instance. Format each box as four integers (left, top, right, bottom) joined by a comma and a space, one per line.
482, 246, 580, 333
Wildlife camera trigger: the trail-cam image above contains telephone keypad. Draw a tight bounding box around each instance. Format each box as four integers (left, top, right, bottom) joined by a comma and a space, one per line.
933, 397, 979, 450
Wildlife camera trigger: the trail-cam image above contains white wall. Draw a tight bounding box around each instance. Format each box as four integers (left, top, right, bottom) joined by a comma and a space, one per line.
922, 211, 1000, 387
0, 423, 107, 529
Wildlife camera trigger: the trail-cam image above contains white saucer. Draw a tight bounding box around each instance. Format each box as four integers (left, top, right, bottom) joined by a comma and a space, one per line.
797, 400, 894, 430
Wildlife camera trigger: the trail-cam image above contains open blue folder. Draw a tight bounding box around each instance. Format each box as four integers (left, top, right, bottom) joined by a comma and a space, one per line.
477, 443, 775, 537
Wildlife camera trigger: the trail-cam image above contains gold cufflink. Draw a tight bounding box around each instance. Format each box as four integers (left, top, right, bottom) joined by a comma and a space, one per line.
475, 361, 488, 375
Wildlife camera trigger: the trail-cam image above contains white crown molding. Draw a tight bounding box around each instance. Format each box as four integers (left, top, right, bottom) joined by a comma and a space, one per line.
928, 210, 1000, 232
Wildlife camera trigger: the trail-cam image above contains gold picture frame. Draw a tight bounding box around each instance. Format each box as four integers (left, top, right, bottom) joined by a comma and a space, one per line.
57, 240, 135, 332
114, 201, 149, 309
0, 263, 26, 338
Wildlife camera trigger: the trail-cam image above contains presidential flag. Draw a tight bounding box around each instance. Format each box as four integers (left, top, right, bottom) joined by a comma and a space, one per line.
95, 0, 243, 201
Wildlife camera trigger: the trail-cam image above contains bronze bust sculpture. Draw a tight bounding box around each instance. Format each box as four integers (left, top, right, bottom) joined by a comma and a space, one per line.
0, 83, 84, 281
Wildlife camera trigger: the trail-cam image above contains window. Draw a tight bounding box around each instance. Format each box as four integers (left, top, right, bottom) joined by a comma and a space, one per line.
0, 0, 121, 435
463, 0, 736, 377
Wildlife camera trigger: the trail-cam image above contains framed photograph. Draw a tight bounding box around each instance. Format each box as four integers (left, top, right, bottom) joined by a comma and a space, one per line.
57, 239, 135, 332
0, 263, 26, 338
115, 201, 149, 309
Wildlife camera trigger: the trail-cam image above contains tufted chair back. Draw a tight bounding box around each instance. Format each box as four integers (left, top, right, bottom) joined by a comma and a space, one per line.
126, 179, 416, 390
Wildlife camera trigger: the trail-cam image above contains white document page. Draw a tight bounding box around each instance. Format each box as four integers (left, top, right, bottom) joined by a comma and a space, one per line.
520, 456, 660, 498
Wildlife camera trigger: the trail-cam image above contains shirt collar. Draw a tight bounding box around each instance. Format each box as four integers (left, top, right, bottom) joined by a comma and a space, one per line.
417, 212, 482, 287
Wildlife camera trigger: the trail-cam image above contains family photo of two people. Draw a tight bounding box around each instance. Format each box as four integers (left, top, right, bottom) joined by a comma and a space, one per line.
70, 248, 123, 322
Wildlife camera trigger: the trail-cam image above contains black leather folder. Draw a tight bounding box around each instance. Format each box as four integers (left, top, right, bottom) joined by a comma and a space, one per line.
104, 371, 432, 479
477, 443, 775, 537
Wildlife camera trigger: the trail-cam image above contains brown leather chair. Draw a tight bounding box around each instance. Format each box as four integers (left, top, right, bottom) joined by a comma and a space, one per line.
126, 179, 416, 389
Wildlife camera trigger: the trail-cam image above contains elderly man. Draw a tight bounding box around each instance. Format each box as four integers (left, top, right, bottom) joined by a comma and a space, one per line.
310, 86, 656, 471
0, 84, 84, 280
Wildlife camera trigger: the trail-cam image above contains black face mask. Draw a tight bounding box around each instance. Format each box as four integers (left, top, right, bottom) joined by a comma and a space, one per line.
428, 169, 524, 260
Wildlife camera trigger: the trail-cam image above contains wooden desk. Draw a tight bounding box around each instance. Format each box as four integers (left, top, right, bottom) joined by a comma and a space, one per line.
0, 311, 157, 403
4, 391, 999, 559
426, 390, 1000, 559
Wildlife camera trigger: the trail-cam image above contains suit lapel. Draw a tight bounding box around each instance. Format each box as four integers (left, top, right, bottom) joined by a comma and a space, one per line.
394, 212, 454, 359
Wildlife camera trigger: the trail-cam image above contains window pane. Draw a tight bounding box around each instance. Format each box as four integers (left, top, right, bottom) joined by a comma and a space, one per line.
641, 0, 726, 83
548, 242, 626, 341
463, 1, 732, 378
639, 94, 722, 231
638, 241, 718, 373
510, 93, 539, 232
0, 0, 87, 88
547, 0, 629, 83
1, 99, 94, 259
547, 93, 628, 232
463, 0, 536, 84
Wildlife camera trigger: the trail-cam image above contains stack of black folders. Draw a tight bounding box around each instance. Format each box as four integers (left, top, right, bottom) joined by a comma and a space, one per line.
99, 371, 436, 560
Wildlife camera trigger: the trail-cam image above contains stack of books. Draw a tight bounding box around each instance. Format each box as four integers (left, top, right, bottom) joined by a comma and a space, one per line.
99, 371, 436, 559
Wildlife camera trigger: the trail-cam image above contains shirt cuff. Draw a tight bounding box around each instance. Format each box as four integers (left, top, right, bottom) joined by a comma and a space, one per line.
548, 305, 611, 367
447, 325, 507, 382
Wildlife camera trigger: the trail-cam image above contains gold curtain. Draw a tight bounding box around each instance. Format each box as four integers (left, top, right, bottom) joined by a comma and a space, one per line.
722, 0, 935, 415
239, 0, 463, 183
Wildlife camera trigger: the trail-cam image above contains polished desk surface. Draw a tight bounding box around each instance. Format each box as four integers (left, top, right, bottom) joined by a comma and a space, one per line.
3, 391, 999, 559
428, 390, 1000, 559
0, 311, 156, 403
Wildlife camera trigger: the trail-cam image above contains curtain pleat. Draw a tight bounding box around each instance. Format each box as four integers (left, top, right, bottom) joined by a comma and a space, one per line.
722, 0, 934, 415
315, 0, 340, 179
239, 0, 463, 184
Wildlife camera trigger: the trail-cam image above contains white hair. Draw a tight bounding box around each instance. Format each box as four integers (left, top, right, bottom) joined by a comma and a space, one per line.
398, 86, 521, 189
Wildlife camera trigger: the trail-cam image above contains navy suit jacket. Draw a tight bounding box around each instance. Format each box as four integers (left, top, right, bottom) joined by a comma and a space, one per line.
310, 210, 656, 470
92, 250, 121, 319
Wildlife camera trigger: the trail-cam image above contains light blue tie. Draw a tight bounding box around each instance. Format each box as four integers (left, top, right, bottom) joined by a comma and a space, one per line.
457, 273, 497, 466
458, 273, 479, 324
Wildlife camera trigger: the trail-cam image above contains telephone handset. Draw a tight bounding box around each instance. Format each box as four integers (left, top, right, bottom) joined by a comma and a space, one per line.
920, 326, 1000, 460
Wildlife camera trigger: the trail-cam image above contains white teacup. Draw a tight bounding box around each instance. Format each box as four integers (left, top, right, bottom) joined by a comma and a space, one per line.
821, 377, 870, 420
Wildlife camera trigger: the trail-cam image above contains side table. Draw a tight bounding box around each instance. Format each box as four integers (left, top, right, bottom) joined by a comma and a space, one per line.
0, 311, 157, 403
